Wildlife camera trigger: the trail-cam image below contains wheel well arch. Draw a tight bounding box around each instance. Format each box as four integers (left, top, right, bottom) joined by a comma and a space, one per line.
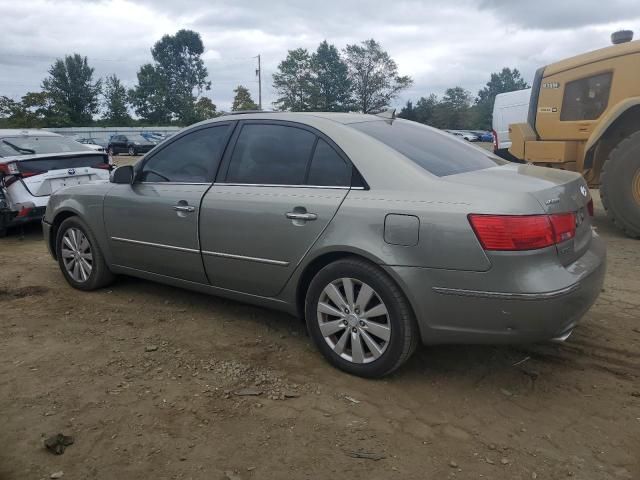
48, 210, 78, 259
294, 251, 419, 330
586, 104, 640, 179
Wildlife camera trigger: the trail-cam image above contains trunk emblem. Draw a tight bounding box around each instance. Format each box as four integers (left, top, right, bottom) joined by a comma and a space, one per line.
68, 168, 76, 175
579, 185, 588, 197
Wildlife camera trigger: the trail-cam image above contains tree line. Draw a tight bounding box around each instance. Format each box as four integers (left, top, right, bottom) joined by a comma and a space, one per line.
0, 28, 528, 130
399, 68, 529, 130
0, 29, 221, 128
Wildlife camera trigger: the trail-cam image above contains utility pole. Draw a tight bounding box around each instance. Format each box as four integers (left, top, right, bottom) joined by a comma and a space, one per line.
255, 54, 262, 110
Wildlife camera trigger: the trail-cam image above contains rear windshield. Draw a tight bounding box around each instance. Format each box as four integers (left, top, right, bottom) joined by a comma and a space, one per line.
17, 155, 108, 174
349, 120, 506, 177
0, 135, 91, 157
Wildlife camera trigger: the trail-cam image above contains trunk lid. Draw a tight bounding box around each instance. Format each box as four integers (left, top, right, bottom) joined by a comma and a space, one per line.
445, 163, 593, 265
9, 153, 110, 197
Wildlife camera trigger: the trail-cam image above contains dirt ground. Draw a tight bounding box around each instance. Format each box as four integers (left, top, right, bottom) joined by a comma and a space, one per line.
0, 189, 638, 480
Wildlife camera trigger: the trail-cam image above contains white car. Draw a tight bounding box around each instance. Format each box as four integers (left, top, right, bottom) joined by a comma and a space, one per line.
0, 130, 111, 236
74, 137, 107, 152
449, 130, 479, 142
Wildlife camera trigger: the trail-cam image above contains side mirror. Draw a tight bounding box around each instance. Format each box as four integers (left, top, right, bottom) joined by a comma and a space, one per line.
110, 165, 134, 184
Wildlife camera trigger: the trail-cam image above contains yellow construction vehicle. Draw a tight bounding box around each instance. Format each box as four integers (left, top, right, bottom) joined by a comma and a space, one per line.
509, 30, 640, 238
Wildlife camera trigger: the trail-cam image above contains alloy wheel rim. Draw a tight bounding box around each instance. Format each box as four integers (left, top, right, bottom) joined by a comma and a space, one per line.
61, 228, 93, 283
317, 277, 391, 364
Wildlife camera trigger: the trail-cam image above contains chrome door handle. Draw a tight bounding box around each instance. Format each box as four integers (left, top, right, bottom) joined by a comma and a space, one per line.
173, 205, 195, 213
286, 212, 317, 221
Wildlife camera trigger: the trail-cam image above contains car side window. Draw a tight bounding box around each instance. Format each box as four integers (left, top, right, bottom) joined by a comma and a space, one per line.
226, 124, 316, 185
139, 126, 229, 183
307, 138, 351, 187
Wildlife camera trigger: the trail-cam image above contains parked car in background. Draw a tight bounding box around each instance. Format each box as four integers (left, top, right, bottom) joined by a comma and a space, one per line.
0, 130, 111, 236
479, 131, 494, 142
43, 112, 605, 377
492, 88, 531, 160
450, 130, 479, 142
75, 137, 107, 152
107, 134, 157, 156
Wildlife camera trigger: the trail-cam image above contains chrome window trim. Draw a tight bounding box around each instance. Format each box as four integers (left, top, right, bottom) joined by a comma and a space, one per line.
201, 250, 289, 266
214, 182, 363, 190
111, 237, 200, 254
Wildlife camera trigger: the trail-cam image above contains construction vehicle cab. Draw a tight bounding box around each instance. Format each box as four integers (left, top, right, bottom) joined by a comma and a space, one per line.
509, 31, 640, 238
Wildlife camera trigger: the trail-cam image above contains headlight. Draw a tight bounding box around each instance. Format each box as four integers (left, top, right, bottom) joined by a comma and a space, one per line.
134, 142, 140, 145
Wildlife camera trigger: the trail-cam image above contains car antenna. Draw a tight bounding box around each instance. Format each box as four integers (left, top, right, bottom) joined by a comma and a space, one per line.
374, 108, 396, 122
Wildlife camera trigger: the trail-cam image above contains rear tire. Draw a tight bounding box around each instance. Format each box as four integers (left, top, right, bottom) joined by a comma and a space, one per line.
56, 217, 115, 291
600, 130, 640, 238
305, 258, 418, 378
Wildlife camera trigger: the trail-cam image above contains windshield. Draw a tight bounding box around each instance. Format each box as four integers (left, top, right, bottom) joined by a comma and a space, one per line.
0, 135, 92, 157
349, 119, 506, 177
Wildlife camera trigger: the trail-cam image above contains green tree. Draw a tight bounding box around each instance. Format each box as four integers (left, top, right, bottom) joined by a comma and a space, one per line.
0, 92, 61, 128
129, 64, 171, 124
231, 85, 258, 111
399, 100, 416, 121
130, 29, 211, 124
343, 39, 412, 113
309, 41, 352, 111
41, 53, 102, 125
272, 48, 314, 111
475, 67, 529, 129
102, 74, 131, 124
434, 87, 472, 129
192, 97, 218, 122
414, 93, 439, 125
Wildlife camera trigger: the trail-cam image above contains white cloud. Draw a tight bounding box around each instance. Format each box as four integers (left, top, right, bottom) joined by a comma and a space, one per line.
1, 0, 638, 114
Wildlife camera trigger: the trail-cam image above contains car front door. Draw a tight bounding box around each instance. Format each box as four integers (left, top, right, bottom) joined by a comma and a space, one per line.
104, 123, 234, 282
112, 135, 125, 153
200, 121, 355, 297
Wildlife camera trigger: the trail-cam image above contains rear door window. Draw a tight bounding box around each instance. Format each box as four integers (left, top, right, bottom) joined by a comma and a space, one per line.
139, 125, 231, 183
307, 139, 351, 186
226, 124, 316, 185
350, 119, 505, 177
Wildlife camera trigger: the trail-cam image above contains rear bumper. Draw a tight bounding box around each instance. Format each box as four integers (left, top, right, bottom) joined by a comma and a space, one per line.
386, 232, 607, 344
1, 206, 46, 230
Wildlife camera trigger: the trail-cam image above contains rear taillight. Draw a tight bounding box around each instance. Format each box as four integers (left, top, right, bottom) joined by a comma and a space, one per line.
94, 163, 111, 170
469, 213, 576, 251
0, 162, 19, 175
587, 199, 594, 216
491, 129, 498, 152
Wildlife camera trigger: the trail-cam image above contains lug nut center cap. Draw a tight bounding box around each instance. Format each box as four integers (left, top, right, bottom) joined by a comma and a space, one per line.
346, 314, 359, 327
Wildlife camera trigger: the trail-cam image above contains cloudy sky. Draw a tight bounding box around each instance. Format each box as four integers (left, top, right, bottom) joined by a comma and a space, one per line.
1, 0, 638, 113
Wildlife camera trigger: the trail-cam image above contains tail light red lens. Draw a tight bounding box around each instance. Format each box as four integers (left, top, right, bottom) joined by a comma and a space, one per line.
549, 213, 576, 243
491, 129, 498, 152
94, 163, 111, 170
469, 213, 576, 251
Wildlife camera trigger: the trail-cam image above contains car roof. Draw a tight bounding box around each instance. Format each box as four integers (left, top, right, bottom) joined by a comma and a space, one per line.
0, 129, 61, 138
213, 111, 383, 125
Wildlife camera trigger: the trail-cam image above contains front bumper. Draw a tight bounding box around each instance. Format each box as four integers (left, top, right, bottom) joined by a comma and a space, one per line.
386, 232, 607, 345
43, 219, 55, 258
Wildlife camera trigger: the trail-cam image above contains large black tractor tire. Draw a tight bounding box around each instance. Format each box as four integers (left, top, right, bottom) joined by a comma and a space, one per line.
600, 130, 640, 239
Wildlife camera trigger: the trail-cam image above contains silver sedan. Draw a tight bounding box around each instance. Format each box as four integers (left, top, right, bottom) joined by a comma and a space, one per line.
43, 112, 606, 377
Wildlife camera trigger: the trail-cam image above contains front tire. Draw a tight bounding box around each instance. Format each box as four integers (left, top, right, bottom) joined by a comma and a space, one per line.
305, 258, 418, 378
128, 146, 136, 156
108, 146, 117, 157
600, 130, 640, 238
56, 217, 114, 291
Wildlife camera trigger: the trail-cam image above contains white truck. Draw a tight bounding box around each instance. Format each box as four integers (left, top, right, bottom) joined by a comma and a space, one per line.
492, 88, 531, 160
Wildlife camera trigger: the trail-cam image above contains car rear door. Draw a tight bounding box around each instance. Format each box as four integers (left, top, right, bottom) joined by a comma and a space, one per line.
103, 123, 234, 282
199, 120, 354, 297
